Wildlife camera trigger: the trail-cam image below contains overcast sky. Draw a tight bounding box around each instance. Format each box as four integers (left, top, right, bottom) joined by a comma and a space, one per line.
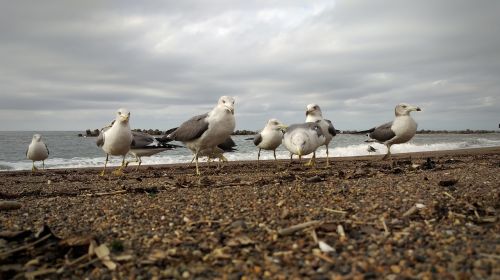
1, 0, 499, 131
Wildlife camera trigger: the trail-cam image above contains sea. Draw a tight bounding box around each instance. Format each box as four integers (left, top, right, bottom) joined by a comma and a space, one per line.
1, 131, 500, 171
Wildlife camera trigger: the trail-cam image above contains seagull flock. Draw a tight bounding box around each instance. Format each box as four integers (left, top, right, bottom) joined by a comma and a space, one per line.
26, 96, 421, 175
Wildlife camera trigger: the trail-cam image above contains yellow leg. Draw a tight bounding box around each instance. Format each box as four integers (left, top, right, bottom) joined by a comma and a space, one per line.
31, 161, 37, 173
304, 152, 316, 167
195, 152, 200, 175
112, 157, 126, 176
100, 155, 108, 176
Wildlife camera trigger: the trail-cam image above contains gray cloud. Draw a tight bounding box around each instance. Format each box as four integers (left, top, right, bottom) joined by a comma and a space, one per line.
1, 0, 499, 131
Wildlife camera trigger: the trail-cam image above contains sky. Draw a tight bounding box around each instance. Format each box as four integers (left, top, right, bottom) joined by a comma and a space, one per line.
1, 0, 499, 131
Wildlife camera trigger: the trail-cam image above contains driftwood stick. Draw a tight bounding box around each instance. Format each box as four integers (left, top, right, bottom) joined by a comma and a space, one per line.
278, 220, 322, 236
323, 208, 347, 215
0, 200, 22, 211
0, 234, 51, 258
81, 190, 127, 197
380, 216, 390, 236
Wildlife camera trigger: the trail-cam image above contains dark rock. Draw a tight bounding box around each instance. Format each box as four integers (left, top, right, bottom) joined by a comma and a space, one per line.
305, 176, 323, 183
438, 179, 458, 187
421, 158, 436, 170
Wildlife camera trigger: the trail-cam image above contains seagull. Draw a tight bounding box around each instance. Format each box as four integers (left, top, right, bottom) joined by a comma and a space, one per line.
253, 119, 287, 162
283, 122, 325, 167
26, 134, 49, 173
125, 131, 182, 170
96, 108, 134, 176
165, 96, 235, 175
367, 145, 377, 153
305, 104, 337, 166
359, 103, 421, 160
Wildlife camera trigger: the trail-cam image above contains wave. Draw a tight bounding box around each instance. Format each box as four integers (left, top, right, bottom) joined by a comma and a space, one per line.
2, 137, 499, 171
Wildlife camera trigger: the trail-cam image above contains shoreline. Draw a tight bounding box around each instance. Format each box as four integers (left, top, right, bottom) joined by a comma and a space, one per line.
2, 146, 499, 174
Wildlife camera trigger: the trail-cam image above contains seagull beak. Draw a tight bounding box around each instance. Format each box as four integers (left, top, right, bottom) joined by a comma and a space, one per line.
120, 114, 130, 121
305, 109, 313, 116
278, 124, 288, 130
225, 105, 234, 115
296, 148, 302, 156
416, 107, 421, 111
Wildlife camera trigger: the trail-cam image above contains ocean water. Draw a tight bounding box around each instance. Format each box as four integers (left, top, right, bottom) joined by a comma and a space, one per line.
1, 131, 500, 171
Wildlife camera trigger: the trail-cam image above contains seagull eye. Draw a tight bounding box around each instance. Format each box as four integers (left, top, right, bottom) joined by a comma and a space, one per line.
223, 100, 226, 104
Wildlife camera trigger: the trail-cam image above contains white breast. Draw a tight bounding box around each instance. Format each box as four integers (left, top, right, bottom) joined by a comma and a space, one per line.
102, 124, 133, 156
258, 129, 282, 150
390, 116, 417, 144
27, 142, 49, 161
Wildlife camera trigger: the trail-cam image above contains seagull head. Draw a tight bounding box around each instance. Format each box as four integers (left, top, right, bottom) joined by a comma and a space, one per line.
116, 108, 131, 123
218, 96, 235, 115
395, 103, 421, 116
306, 103, 322, 117
266, 118, 287, 131
32, 134, 42, 142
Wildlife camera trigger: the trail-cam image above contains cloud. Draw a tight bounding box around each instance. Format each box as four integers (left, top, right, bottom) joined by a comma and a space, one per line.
0, 0, 499, 131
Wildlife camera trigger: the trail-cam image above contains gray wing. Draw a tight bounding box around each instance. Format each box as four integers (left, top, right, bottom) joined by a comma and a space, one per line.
169, 113, 209, 142
96, 125, 111, 147
325, 119, 337, 137
131, 131, 155, 148
96, 131, 105, 147
253, 133, 262, 146
369, 121, 396, 142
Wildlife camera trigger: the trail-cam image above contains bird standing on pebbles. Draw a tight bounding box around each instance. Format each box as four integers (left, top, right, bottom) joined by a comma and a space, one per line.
165, 96, 235, 175
305, 104, 337, 166
26, 134, 49, 173
253, 119, 287, 162
359, 103, 421, 160
283, 122, 325, 167
96, 108, 134, 176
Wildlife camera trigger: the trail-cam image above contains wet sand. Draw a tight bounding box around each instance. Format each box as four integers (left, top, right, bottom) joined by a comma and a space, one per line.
1, 147, 499, 279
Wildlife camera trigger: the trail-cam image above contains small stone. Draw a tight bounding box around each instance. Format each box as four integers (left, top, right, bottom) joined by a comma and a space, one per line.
390, 265, 401, 274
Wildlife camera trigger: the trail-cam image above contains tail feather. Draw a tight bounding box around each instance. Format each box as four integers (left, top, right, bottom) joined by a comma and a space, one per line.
354, 128, 375, 134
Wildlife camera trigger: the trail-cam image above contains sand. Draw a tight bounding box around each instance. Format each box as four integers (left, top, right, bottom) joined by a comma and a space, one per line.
1, 147, 499, 279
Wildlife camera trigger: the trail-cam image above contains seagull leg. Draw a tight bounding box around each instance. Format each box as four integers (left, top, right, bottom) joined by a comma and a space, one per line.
195, 152, 201, 175
42, 160, 45, 170
125, 154, 139, 169
305, 152, 316, 167
112, 156, 126, 176
325, 145, 330, 167
290, 153, 293, 163
100, 155, 109, 176
135, 156, 142, 171
31, 161, 37, 173
382, 145, 392, 160
273, 150, 277, 161
257, 148, 261, 164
